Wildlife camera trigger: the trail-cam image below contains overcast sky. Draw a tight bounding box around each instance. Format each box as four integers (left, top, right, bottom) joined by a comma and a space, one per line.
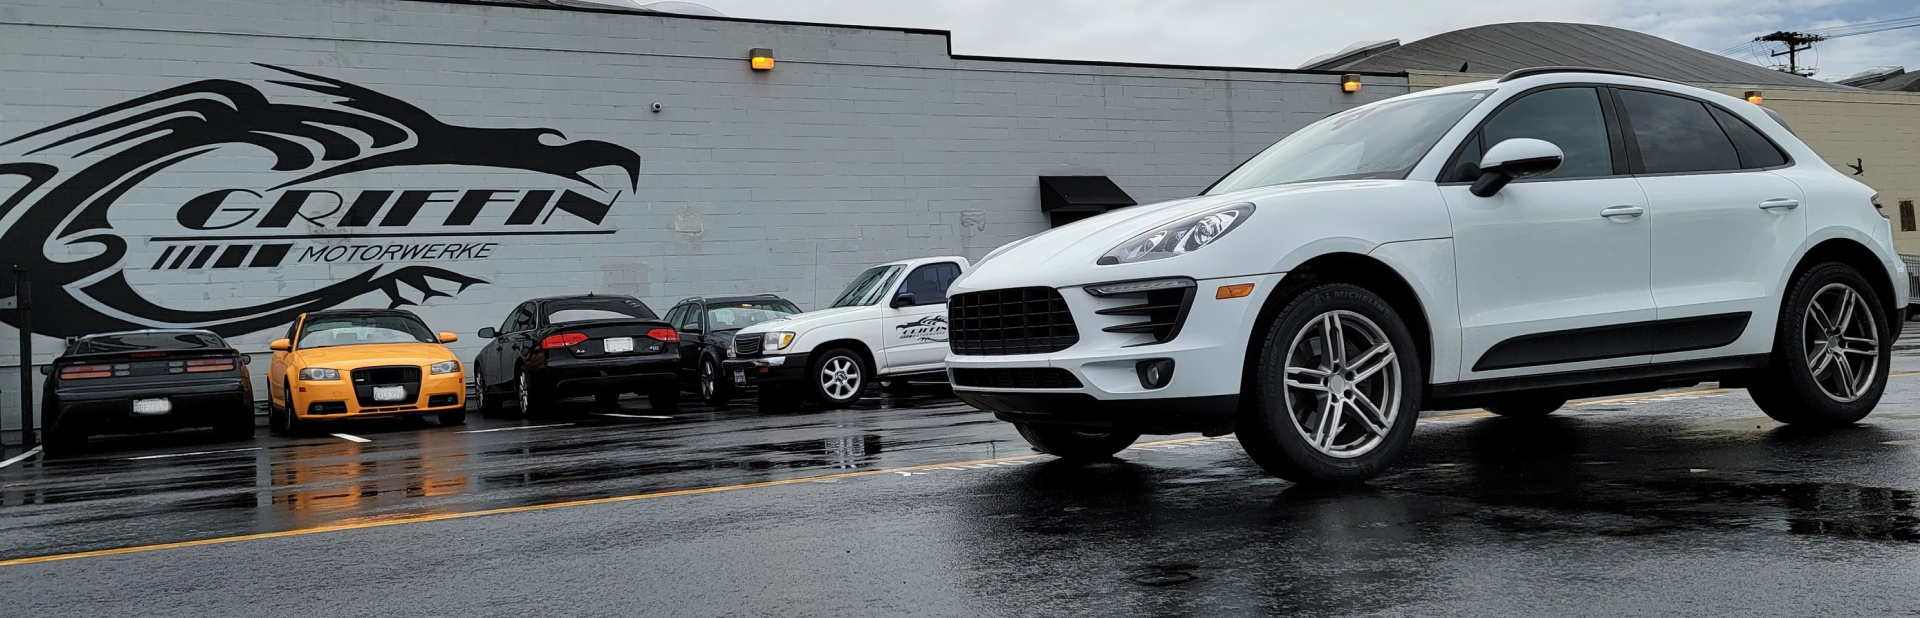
697, 0, 1919, 81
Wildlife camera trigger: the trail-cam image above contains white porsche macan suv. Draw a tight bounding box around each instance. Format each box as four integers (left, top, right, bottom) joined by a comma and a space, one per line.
946, 67, 1908, 484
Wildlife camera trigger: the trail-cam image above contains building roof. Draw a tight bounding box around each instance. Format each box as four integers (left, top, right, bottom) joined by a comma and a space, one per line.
1307, 22, 1851, 91
1866, 71, 1920, 92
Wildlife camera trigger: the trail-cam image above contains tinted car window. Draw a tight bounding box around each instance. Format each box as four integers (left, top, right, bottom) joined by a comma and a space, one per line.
544, 297, 656, 326
1450, 87, 1613, 182
706, 300, 800, 330
1209, 90, 1489, 193
898, 263, 962, 305
1618, 89, 1741, 174
1708, 105, 1788, 169
297, 315, 436, 349
73, 331, 225, 354
508, 304, 535, 332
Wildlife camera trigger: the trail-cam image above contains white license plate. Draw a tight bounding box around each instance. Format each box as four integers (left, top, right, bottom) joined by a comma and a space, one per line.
373, 385, 407, 402
131, 398, 172, 415
733, 369, 748, 386
605, 337, 634, 353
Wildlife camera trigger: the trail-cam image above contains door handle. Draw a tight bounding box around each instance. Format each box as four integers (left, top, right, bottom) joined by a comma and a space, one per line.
1759, 198, 1800, 211
1599, 205, 1645, 220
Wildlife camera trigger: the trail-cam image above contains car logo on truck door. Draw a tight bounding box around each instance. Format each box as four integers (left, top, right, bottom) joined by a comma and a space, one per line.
0, 64, 641, 338
895, 315, 949, 342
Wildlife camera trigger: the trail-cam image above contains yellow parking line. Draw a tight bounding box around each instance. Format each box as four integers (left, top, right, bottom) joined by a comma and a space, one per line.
0, 435, 1210, 568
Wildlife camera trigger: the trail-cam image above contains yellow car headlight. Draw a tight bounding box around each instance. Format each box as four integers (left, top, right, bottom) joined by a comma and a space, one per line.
429, 360, 460, 375
299, 367, 340, 381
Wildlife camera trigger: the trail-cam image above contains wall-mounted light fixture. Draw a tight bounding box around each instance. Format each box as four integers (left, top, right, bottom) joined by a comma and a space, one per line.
750, 47, 775, 71
1341, 74, 1361, 93
1745, 90, 1764, 105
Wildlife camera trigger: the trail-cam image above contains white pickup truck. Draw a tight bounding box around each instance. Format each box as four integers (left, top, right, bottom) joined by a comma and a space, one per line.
725, 256, 968, 406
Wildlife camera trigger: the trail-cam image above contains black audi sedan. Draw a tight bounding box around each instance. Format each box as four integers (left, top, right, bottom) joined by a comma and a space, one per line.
662, 294, 801, 405
40, 329, 254, 455
472, 294, 680, 414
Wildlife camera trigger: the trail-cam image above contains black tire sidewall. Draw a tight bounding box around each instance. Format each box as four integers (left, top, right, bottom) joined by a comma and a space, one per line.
1238, 283, 1425, 484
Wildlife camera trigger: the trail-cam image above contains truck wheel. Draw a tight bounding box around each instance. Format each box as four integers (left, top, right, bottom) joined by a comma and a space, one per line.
808, 348, 867, 407
700, 357, 732, 406
1237, 283, 1424, 485
1014, 423, 1139, 460
1749, 262, 1889, 426
1483, 397, 1567, 419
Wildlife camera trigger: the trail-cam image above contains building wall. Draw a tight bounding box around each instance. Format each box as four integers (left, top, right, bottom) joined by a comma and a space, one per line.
0, 0, 1401, 424
1410, 71, 1920, 254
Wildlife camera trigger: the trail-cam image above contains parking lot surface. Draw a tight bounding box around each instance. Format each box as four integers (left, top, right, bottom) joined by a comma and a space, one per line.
5, 322, 1920, 616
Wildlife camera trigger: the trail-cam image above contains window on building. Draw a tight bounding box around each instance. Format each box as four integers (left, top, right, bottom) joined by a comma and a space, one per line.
1617, 89, 1741, 174
1902, 200, 1916, 233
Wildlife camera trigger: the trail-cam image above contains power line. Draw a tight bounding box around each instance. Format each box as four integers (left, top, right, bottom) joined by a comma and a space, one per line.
1718, 14, 1920, 77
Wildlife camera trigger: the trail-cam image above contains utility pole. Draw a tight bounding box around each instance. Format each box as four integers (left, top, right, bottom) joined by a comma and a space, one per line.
1755, 31, 1824, 77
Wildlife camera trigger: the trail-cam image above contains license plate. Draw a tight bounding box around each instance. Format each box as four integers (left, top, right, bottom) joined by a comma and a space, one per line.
131, 398, 171, 415
373, 385, 407, 402
605, 337, 634, 353
733, 369, 748, 386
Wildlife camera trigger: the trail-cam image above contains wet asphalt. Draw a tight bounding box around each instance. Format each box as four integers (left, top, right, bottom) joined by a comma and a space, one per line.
4, 324, 1920, 616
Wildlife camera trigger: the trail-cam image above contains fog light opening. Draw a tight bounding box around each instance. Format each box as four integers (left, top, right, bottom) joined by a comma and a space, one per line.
1137, 359, 1176, 390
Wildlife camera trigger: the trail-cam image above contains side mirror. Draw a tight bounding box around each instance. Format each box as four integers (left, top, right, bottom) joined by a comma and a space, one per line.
891, 293, 917, 308
438, 331, 459, 344
269, 338, 291, 352
682, 327, 702, 335
240, 354, 252, 364
1470, 138, 1564, 198
39, 365, 51, 376
478, 327, 497, 339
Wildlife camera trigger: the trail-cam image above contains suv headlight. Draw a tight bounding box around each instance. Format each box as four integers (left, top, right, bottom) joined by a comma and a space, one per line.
299, 367, 340, 381
763, 332, 797, 352
429, 360, 460, 375
1098, 202, 1253, 265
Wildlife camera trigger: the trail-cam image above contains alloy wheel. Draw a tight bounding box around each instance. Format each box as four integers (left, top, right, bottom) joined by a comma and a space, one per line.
820, 356, 862, 401
1281, 310, 1402, 458
701, 360, 716, 400
1803, 282, 1880, 402
518, 370, 532, 412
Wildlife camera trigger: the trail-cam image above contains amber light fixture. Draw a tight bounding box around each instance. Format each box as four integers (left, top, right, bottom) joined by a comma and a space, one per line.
1216, 283, 1255, 299
750, 47, 775, 70
1341, 74, 1361, 93
1745, 90, 1764, 105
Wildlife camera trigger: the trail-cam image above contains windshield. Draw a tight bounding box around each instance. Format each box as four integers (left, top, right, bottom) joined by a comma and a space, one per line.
707, 301, 801, 331
545, 297, 657, 326
830, 265, 905, 308
1206, 90, 1489, 194
297, 315, 437, 349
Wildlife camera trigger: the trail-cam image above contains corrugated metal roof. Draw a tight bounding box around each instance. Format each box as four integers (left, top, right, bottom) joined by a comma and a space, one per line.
1866, 71, 1920, 92
1316, 22, 1851, 90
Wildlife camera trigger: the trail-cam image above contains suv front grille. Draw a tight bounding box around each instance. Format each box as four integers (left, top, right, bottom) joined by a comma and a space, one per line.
950, 367, 1083, 389
735, 334, 763, 357
949, 287, 1080, 355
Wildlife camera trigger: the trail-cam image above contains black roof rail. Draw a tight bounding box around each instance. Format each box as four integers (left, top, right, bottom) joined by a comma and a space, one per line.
1497, 66, 1676, 84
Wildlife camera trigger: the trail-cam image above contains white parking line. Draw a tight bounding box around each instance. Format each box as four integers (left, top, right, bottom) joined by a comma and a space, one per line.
594, 413, 673, 420
125, 447, 262, 461
331, 433, 371, 443
0, 447, 43, 469
460, 423, 576, 434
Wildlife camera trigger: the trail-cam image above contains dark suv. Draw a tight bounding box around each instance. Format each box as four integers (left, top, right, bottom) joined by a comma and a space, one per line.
664, 295, 802, 405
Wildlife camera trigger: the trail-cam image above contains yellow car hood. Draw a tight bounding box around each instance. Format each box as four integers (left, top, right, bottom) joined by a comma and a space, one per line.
292, 342, 458, 368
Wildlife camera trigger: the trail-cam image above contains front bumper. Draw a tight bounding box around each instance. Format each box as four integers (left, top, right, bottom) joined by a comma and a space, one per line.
722, 352, 810, 387
947, 273, 1284, 433
293, 371, 466, 420
51, 379, 249, 434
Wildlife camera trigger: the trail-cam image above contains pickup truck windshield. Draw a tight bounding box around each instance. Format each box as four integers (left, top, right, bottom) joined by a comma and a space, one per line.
831, 265, 904, 308
1206, 90, 1489, 194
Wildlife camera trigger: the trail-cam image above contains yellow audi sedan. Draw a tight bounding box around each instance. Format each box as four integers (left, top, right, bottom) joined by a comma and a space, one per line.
267, 308, 466, 433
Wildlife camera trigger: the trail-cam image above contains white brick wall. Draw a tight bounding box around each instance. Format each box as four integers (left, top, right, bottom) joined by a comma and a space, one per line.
0, 0, 1404, 426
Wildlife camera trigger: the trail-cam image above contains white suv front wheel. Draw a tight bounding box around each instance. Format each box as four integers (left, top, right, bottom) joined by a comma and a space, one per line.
1238, 283, 1425, 484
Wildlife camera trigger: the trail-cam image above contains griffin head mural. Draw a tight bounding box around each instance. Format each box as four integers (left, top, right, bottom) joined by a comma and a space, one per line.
0, 64, 641, 338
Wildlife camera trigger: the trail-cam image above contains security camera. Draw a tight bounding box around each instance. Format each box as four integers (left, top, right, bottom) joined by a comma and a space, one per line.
650, 102, 663, 113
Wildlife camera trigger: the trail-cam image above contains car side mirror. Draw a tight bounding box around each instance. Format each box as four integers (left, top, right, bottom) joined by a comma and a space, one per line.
682, 326, 702, 335
891, 293, 917, 308
269, 338, 291, 352
438, 331, 459, 344
1470, 138, 1564, 198
478, 327, 496, 339
39, 365, 51, 376
240, 354, 252, 364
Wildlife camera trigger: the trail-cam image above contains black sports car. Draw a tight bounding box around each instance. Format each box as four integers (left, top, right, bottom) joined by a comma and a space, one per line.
40, 329, 254, 455
473, 294, 681, 414
663, 295, 801, 405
